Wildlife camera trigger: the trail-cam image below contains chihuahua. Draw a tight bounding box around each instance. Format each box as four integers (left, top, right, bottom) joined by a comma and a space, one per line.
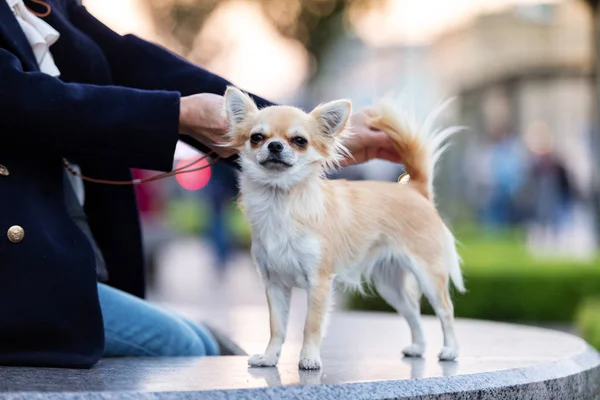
222, 86, 465, 370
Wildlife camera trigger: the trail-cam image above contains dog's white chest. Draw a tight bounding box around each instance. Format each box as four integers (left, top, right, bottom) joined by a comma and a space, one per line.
249, 212, 321, 288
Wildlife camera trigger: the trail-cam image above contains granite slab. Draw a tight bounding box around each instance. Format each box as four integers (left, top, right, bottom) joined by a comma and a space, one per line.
0, 306, 598, 400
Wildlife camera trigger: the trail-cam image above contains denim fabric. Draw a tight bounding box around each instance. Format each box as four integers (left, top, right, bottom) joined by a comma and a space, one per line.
98, 283, 219, 357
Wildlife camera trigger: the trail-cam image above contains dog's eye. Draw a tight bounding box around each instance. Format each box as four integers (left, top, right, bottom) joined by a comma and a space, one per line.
292, 136, 308, 147
250, 133, 264, 144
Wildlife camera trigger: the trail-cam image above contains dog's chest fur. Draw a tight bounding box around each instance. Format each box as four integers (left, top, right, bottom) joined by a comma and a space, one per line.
241, 184, 323, 288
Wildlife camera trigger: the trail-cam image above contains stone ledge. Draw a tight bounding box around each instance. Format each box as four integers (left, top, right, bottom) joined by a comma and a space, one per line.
0, 309, 598, 399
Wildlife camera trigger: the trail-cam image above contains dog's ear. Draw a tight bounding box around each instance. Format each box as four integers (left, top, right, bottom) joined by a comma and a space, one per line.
224, 86, 259, 125
311, 99, 352, 137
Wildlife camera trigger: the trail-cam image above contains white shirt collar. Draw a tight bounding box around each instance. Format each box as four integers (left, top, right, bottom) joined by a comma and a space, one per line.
6, 0, 61, 77
5, 1, 84, 205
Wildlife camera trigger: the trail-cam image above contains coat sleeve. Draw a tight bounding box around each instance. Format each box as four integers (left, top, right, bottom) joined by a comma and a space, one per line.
0, 48, 181, 172
65, 2, 277, 166
66, 3, 275, 108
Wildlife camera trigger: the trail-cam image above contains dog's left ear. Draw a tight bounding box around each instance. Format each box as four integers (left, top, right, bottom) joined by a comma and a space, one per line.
311, 99, 352, 137
224, 86, 259, 125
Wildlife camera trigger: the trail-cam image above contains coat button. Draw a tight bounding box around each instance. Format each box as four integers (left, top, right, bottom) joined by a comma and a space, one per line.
7, 225, 24, 243
0, 165, 8, 176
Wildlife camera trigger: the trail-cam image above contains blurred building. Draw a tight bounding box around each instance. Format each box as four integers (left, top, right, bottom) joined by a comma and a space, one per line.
431, 1, 594, 199
428, 0, 598, 254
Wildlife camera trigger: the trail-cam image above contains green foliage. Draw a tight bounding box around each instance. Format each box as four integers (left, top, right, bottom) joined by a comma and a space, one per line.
225, 202, 252, 247
165, 196, 209, 235
576, 297, 600, 350
165, 196, 252, 246
347, 227, 600, 323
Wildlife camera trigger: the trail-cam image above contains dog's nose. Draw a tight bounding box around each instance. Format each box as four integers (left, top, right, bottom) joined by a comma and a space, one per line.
268, 141, 284, 153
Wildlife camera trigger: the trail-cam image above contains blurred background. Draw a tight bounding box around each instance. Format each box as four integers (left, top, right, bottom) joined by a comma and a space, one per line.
86, 0, 600, 347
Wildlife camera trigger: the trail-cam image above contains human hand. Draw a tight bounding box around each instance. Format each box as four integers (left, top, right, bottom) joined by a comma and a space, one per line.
179, 93, 236, 158
341, 108, 402, 166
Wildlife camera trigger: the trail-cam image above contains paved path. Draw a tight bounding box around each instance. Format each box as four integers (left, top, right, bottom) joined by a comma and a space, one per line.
146, 238, 348, 312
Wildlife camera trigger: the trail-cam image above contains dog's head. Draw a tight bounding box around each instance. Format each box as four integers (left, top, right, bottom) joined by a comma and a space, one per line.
223, 86, 352, 189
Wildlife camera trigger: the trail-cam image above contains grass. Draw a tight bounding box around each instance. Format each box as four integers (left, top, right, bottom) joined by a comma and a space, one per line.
576, 297, 600, 351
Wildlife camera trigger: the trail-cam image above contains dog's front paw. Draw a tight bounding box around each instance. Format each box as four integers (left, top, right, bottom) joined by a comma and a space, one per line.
298, 356, 322, 370
248, 353, 278, 368
438, 346, 458, 361
402, 343, 425, 358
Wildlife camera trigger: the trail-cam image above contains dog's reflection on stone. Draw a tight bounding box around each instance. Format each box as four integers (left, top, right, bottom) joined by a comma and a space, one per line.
248, 365, 324, 387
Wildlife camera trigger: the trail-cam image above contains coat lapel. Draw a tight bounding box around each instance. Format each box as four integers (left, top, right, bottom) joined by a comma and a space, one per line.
0, 0, 40, 71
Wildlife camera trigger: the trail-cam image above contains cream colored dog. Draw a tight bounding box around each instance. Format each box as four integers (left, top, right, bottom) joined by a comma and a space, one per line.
222, 86, 465, 370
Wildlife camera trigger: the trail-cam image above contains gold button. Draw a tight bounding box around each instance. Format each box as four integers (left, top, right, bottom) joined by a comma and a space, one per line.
0, 165, 8, 176
7, 225, 24, 243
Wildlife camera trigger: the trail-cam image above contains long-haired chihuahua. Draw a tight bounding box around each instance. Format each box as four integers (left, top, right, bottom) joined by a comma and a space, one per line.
222, 86, 465, 370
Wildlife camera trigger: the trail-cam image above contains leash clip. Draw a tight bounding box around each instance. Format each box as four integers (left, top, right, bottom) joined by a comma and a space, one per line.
398, 173, 410, 184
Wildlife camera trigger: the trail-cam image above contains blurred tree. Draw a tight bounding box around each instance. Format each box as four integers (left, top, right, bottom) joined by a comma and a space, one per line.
141, 0, 379, 81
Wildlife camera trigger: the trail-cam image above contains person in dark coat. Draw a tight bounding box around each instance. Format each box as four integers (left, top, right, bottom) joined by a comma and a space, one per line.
0, 0, 402, 368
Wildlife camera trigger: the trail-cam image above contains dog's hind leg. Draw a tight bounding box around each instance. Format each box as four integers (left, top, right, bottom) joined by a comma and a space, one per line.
428, 279, 459, 361
407, 256, 459, 361
373, 269, 426, 358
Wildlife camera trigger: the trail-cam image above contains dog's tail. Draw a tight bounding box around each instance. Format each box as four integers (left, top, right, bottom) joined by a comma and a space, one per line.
368, 97, 463, 203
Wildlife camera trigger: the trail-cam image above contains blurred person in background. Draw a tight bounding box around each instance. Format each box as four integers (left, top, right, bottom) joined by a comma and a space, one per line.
200, 161, 239, 280
522, 122, 576, 253
479, 123, 528, 231
529, 152, 574, 243
0, 0, 401, 367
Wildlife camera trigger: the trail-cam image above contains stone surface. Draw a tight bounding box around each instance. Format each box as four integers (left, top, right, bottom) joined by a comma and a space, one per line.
0, 306, 599, 399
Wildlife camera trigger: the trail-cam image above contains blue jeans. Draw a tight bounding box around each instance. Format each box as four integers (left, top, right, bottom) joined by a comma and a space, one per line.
98, 283, 219, 357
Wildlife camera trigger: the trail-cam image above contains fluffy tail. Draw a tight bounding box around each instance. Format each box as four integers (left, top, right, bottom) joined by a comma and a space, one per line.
368, 97, 463, 203
445, 226, 466, 293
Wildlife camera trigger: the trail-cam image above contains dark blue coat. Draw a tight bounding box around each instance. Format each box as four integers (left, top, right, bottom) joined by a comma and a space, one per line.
0, 0, 272, 368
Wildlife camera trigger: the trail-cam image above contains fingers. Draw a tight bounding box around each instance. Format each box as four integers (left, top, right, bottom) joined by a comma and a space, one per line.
340, 122, 402, 165
341, 145, 402, 166
377, 149, 402, 163
364, 131, 397, 154
360, 107, 381, 131
351, 109, 380, 132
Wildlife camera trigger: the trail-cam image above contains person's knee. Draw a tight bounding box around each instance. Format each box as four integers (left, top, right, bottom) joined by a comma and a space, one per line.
180, 319, 220, 356
140, 319, 209, 357
99, 283, 214, 357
